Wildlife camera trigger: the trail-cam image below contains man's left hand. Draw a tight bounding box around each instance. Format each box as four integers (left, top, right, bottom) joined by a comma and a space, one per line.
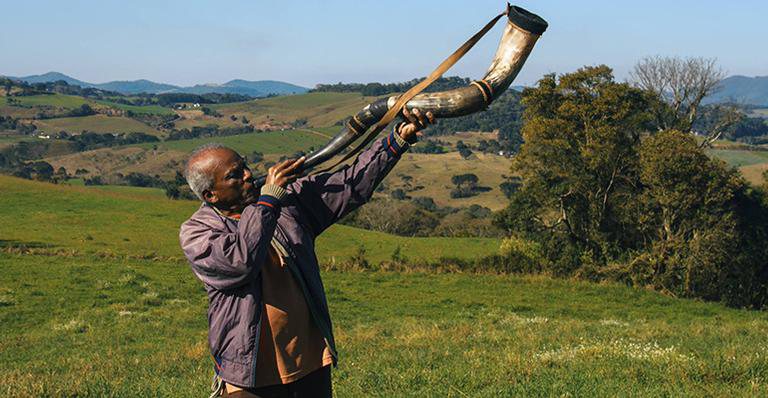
398, 107, 436, 143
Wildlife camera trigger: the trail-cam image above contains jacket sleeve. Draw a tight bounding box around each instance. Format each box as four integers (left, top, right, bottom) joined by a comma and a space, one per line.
290, 128, 410, 236
179, 192, 284, 291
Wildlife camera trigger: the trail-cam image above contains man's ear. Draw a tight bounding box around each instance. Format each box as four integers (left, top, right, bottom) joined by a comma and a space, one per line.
203, 190, 218, 204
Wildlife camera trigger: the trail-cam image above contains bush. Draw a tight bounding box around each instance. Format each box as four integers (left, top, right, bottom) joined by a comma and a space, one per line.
343, 198, 439, 236
498, 235, 545, 274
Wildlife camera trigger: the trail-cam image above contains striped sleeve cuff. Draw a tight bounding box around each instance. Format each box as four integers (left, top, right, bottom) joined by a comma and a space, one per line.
385, 124, 410, 157
257, 184, 286, 209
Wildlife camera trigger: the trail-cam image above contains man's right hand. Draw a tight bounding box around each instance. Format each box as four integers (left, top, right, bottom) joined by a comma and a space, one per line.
266, 156, 306, 188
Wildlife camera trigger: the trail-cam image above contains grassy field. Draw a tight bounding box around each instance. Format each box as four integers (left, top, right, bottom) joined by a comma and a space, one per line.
0, 132, 34, 149
1, 93, 92, 109
0, 175, 498, 263
211, 92, 379, 128
387, 151, 512, 211
2, 252, 767, 396
739, 163, 768, 185
707, 149, 768, 167
46, 146, 187, 179
93, 99, 175, 116
1, 174, 767, 396
34, 114, 163, 136
146, 128, 329, 155
0, 94, 173, 117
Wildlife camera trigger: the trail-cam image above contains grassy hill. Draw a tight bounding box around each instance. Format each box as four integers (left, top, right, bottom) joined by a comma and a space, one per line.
210, 92, 379, 128
1, 175, 766, 396
387, 151, 512, 211
0, 175, 499, 262
35, 114, 163, 136
151, 128, 329, 154
707, 148, 768, 185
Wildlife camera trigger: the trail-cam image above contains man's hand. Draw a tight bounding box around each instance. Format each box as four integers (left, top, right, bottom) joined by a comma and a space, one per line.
398, 107, 436, 143
266, 156, 305, 188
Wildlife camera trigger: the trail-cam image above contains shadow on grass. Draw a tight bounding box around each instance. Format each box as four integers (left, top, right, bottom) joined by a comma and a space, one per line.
0, 239, 55, 250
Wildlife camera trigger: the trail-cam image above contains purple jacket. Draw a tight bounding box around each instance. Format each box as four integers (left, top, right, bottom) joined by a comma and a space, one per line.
179, 130, 410, 387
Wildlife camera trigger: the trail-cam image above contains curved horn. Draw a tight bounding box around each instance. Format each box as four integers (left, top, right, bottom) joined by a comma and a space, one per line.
255, 5, 547, 184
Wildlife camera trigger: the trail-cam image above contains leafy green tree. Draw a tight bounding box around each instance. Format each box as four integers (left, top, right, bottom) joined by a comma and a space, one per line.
455, 140, 473, 159
496, 66, 652, 272
450, 173, 479, 198
632, 130, 768, 307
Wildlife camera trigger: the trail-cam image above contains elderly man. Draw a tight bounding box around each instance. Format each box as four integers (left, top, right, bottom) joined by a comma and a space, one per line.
180, 108, 434, 397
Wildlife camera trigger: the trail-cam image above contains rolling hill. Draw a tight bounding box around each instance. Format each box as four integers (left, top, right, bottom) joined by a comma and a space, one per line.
3, 71, 309, 96
704, 75, 768, 106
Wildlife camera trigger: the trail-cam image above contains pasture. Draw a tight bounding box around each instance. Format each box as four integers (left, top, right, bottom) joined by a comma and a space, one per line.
0, 175, 499, 263
0, 133, 33, 149
34, 115, 163, 136
147, 128, 329, 155
93, 99, 175, 116
387, 151, 512, 211
707, 149, 768, 168
1, 93, 92, 110
1, 160, 767, 397
211, 92, 379, 128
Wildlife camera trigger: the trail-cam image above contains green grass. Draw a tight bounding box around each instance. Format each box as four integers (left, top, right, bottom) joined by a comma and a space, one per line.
146, 128, 329, 155
213, 92, 379, 127
35, 114, 162, 136
1, 254, 766, 396
0, 133, 34, 149
0, 175, 498, 263
2, 159, 767, 396
62, 179, 169, 199
93, 99, 175, 116
707, 148, 768, 167
5, 93, 92, 109
0, 94, 173, 116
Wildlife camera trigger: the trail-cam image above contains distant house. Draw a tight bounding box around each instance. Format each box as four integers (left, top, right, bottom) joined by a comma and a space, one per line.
193, 103, 201, 108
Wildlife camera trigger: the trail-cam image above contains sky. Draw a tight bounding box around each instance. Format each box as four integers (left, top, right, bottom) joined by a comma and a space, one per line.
1, 0, 767, 88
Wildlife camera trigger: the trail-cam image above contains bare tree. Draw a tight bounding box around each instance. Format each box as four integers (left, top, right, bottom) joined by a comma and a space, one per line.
696, 104, 742, 148
630, 56, 725, 135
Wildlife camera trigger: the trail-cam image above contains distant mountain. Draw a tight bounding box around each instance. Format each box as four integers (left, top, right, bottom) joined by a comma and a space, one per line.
11, 71, 91, 87
170, 80, 308, 97
704, 75, 768, 107
96, 79, 179, 95
2, 71, 309, 97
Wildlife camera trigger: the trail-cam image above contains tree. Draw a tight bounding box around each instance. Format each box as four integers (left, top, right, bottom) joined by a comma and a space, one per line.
692, 104, 743, 146
499, 176, 522, 199
496, 66, 652, 271
450, 173, 479, 198
632, 130, 768, 306
455, 140, 473, 159
630, 56, 724, 134
68, 104, 96, 117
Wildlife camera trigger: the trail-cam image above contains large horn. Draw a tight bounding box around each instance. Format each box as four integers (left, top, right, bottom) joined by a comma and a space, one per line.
255, 5, 547, 184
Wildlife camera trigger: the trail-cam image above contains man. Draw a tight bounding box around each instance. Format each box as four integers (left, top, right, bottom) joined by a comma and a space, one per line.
180, 108, 434, 397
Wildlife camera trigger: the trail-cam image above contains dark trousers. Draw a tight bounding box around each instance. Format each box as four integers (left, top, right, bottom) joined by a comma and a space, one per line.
224, 366, 332, 398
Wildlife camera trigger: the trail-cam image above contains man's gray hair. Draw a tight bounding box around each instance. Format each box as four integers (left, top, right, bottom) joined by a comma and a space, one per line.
185, 143, 227, 201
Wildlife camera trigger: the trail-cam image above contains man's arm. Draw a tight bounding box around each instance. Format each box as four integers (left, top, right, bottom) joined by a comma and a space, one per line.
291, 108, 433, 236
180, 188, 285, 291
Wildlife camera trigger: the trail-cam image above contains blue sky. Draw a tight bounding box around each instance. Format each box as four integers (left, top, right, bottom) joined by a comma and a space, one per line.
2, 0, 766, 88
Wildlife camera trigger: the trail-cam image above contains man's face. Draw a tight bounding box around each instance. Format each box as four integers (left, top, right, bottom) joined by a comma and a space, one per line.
203, 148, 259, 211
